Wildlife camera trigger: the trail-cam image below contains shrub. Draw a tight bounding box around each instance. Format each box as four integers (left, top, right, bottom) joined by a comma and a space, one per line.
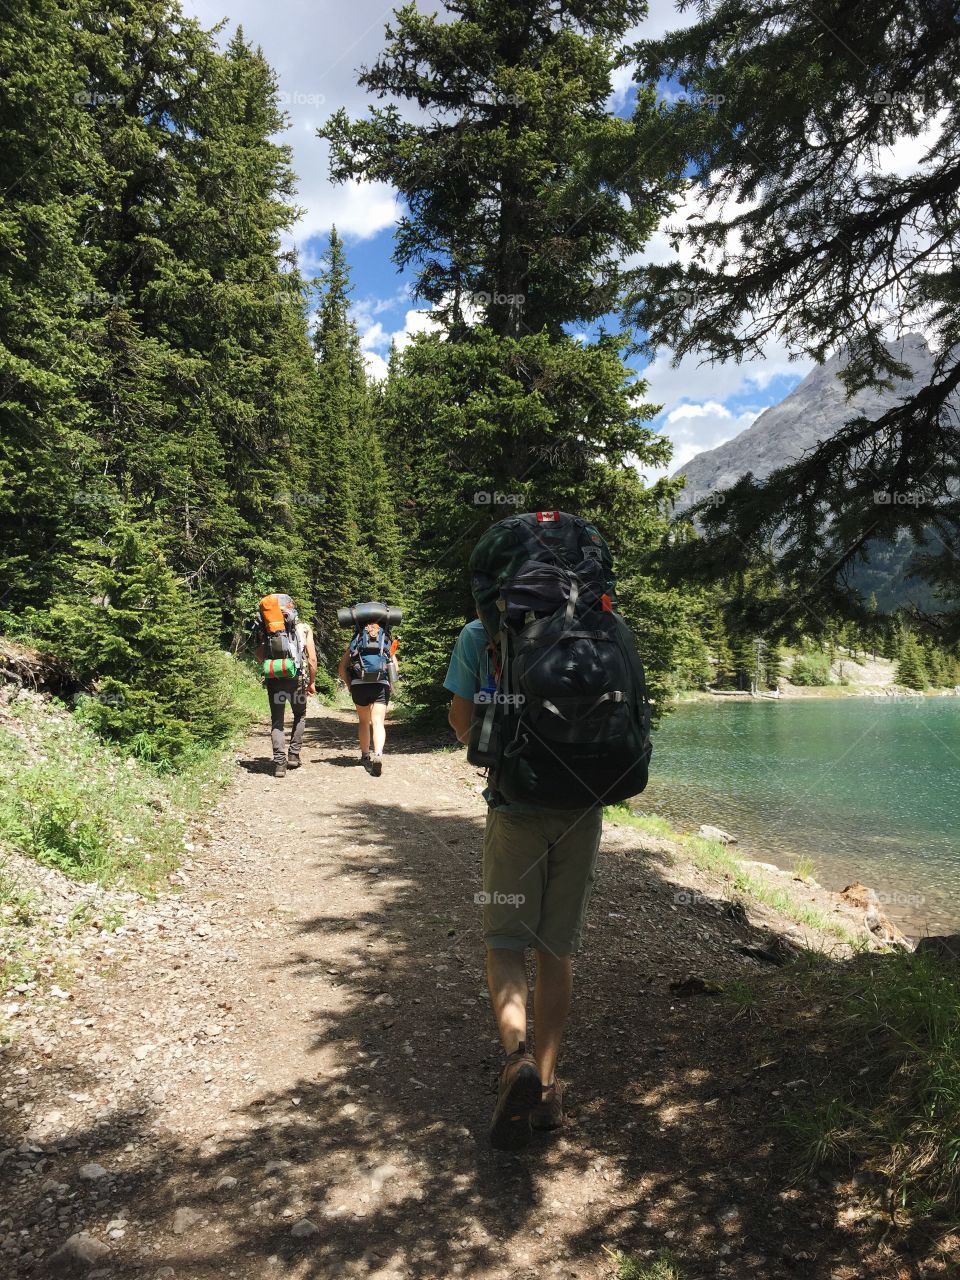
789, 651, 833, 686
35, 518, 240, 764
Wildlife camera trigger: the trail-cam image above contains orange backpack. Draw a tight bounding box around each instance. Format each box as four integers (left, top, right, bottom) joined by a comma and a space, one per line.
258, 594, 304, 679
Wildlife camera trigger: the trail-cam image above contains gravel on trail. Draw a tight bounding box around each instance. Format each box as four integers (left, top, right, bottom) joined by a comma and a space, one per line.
0, 702, 946, 1279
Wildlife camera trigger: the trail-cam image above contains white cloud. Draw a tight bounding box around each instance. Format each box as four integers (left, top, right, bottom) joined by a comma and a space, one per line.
633, 338, 812, 480
295, 174, 399, 246
639, 402, 761, 483
664, 402, 760, 470
363, 350, 390, 382
359, 302, 445, 379
639, 339, 812, 414
608, 62, 636, 114
181, 0, 423, 246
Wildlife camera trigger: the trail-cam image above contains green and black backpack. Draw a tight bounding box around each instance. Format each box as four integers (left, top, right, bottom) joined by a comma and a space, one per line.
466, 510, 652, 809
257, 593, 305, 680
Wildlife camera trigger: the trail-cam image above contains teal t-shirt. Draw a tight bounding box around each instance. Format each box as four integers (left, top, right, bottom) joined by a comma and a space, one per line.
442, 619, 554, 813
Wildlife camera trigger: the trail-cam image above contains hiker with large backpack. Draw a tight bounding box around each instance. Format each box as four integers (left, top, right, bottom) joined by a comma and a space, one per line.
337, 601, 401, 777
254, 593, 317, 778
444, 511, 652, 1149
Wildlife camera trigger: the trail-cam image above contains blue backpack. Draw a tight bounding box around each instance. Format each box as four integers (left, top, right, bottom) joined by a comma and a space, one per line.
349, 626, 392, 684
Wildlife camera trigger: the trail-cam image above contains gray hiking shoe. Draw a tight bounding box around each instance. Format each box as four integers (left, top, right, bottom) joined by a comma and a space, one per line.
489, 1044, 541, 1151
530, 1079, 564, 1131
287, 755, 302, 770
273, 761, 287, 779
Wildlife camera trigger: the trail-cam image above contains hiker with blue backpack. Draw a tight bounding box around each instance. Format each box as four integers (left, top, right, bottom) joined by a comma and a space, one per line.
445, 511, 652, 1149
338, 602, 401, 777
255, 594, 318, 779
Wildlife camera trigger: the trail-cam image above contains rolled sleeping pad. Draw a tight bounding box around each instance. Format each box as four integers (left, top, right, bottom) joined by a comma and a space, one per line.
337, 601, 403, 629
262, 657, 299, 679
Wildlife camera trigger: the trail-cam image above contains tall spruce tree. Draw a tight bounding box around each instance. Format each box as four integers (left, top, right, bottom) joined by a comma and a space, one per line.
194, 29, 316, 637
75, 0, 237, 592
323, 0, 684, 715
305, 228, 404, 662
76, 8, 315, 640
627, 0, 960, 639
0, 0, 102, 612
42, 516, 238, 761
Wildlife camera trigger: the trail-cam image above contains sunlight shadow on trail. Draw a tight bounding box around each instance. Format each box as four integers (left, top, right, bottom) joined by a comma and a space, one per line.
2, 789, 885, 1280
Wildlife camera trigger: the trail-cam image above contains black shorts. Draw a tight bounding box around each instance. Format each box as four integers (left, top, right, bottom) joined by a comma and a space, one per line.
351, 682, 391, 707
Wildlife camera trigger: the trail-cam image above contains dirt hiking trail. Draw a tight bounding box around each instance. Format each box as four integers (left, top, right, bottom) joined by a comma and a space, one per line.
1, 702, 934, 1279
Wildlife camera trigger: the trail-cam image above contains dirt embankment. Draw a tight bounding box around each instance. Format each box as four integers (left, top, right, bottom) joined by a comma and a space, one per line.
0, 702, 951, 1280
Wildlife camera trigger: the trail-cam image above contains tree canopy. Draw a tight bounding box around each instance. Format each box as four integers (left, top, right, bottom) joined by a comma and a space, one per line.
626, 0, 960, 640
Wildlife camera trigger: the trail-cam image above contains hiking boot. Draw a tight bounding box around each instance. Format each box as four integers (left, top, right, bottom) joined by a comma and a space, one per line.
286, 755, 302, 770
273, 761, 287, 779
360, 752, 371, 768
489, 1044, 541, 1151
530, 1079, 564, 1131
369, 754, 383, 777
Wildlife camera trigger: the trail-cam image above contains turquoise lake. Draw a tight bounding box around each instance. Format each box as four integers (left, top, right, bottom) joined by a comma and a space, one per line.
639, 697, 960, 935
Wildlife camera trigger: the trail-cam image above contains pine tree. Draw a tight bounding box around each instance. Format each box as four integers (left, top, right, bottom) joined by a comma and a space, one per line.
702, 609, 735, 689
41, 517, 238, 761
922, 639, 945, 689
77, 9, 315, 640
628, 0, 960, 638
0, 0, 103, 611
764, 643, 785, 690
194, 29, 316, 635
323, 0, 682, 715
883, 616, 905, 662
896, 634, 929, 691
293, 226, 405, 677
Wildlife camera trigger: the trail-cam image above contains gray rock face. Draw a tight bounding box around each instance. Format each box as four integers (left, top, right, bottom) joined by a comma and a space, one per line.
672, 333, 934, 509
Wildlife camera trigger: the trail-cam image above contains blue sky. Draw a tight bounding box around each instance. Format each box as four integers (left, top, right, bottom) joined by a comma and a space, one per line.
182, 0, 818, 480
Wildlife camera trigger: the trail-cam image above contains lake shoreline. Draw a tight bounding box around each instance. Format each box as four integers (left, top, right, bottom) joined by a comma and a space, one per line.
641, 696, 960, 936
673, 685, 960, 703
605, 804, 935, 949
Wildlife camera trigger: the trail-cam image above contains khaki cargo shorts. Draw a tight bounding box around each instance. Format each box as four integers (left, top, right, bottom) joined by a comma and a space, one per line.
481, 806, 603, 957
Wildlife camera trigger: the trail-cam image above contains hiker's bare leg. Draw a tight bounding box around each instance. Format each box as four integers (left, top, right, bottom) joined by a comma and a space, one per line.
356, 704, 372, 754
370, 701, 387, 755
533, 949, 572, 1085
486, 946, 528, 1055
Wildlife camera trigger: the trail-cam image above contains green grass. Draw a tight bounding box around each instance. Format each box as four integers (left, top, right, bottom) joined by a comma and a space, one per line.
1, 652, 265, 1010
604, 805, 675, 838
0, 865, 49, 999
794, 854, 817, 881
789, 651, 834, 686
721, 976, 761, 1018
0, 702, 187, 888
609, 1249, 685, 1280
604, 811, 858, 946
783, 950, 960, 1221
0, 653, 264, 891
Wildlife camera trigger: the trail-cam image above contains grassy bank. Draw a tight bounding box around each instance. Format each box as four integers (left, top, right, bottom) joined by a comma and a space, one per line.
0, 652, 265, 993
604, 804, 858, 944
604, 806, 960, 1229
784, 948, 960, 1226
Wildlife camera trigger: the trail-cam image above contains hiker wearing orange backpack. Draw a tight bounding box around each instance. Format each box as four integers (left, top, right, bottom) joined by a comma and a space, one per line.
255, 594, 318, 778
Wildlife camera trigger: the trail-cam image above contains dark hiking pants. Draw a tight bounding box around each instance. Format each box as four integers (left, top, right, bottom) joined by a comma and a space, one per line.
267, 677, 307, 764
